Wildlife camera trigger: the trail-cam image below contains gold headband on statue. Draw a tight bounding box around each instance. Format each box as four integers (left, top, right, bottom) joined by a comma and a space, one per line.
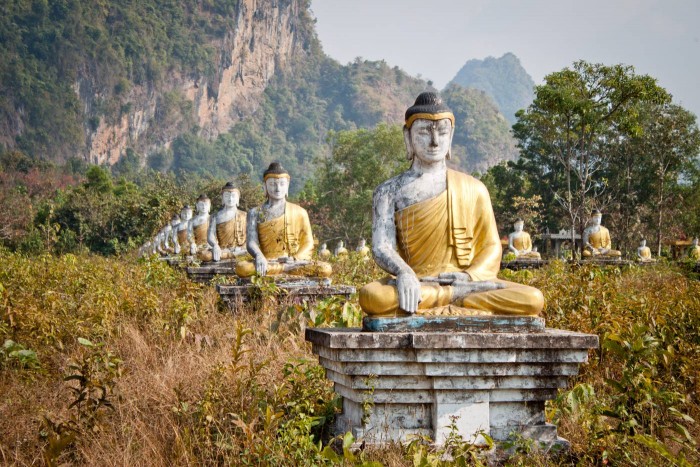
263, 173, 291, 182
405, 112, 455, 130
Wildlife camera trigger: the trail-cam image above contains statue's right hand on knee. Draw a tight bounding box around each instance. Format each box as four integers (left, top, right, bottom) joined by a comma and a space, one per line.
255, 255, 268, 276
397, 271, 421, 313
212, 244, 222, 261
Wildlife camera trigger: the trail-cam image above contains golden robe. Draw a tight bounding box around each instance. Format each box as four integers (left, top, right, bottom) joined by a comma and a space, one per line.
512, 232, 541, 259
318, 249, 332, 260
197, 211, 246, 262
638, 246, 653, 261
359, 170, 544, 316
193, 222, 208, 246
357, 246, 370, 258
235, 202, 331, 277
583, 226, 621, 257
177, 229, 190, 253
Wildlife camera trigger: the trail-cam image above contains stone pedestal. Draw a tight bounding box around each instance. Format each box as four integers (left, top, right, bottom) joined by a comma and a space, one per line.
500, 259, 548, 270
306, 321, 597, 448
186, 260, 237, 283
218, 283, 355, 309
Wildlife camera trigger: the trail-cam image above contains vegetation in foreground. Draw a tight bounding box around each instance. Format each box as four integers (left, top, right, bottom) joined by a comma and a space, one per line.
1, 250, 698, 466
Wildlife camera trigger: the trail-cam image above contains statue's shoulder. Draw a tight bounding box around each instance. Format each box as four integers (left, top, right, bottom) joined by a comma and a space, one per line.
374, 171, 412, 198
447, 168, 488, 194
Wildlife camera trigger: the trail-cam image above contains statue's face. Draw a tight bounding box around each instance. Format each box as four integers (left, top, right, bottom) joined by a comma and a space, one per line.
641, 239, 646, 247
694, 238, 699, 246
181, 208, 193, 221
514, 221, 524, 232
591, 215, 602, 226
321, 243, 326, 249
359, 239, 365, 247
265, 177, 289, 201
338, 241, 344, 248
222, 190, 240, 208
196, 200, 211, 215
407, 118, 453, 164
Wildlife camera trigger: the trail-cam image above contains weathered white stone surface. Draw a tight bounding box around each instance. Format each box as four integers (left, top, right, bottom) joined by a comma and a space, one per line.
306, 327, 598, 448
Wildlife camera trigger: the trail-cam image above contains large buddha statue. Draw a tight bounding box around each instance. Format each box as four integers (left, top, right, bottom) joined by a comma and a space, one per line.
199, 182, 247, 262
582, 210, 621, 258
188, 195, 211, 256
637, 239, 655, 262
174, 205, 193, 255
235, 163, 332, 278
359, 92, 544, 317
689, 237, 700, 261
507, 218, 541, 260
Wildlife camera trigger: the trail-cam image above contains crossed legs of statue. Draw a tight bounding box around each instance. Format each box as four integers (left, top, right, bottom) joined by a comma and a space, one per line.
235, 260, 333, 278
359, 277, 544, 317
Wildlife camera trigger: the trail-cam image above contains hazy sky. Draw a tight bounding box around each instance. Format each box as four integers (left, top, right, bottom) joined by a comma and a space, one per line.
311, 0, 700, 117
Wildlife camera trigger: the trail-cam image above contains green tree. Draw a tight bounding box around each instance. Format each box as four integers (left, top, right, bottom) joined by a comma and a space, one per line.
513, 61, 669, 258
301, 124, 407, 243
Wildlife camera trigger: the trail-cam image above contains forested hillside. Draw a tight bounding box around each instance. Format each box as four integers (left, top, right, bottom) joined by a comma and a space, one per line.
449, 52, 535, 124
0, 0, 519, 188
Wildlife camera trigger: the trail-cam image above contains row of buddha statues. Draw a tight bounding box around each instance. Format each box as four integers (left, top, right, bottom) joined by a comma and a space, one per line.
145, 162, 375, 280
140, 92, 698, 319
506, 212, 700, 262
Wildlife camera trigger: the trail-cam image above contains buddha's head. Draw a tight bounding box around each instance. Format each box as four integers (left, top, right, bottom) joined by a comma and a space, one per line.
337, 240, 345, 249
514, 218, 524, 232
170, 214, 180, 227
263, 162, 290, 201
358, 238, 366, 248
590, 210, 603, 226
195, 194, 211, 215
694, 237, 699, 246
640, 239, 647, 247
221, 182, 241, 209
180, 205, 193, 222
404, 92, 455, 165
320, 243, 327, 251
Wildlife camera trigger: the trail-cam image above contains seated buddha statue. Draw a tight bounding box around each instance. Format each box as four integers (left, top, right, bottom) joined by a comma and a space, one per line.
174, 205, 194, 256
356, 238, 371, 259
318, 243, 332, 261
689, 237, 700, 261
359, 92, 544, 317
198, 183, 247, 262
507, 219, 541, 260
188, 195, 211, 256
235, 163, 332, 278
582, 210, 621, 258
636, 239, 655, 262
335, 240, 349, 258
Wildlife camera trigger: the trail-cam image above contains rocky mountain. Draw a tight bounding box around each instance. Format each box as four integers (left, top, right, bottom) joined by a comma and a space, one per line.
448, 52, 535, 124
1, 0, 520, 184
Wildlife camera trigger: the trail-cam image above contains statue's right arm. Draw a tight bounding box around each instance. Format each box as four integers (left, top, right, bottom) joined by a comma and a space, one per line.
371, 182, 421, 313
246, 208, 267, 275
582, 229, 592, 250
207, 214, 218, 247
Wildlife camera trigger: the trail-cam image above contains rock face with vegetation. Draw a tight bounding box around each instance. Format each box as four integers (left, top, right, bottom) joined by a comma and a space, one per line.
1, 0, 520, 184
449, 52, 535, 124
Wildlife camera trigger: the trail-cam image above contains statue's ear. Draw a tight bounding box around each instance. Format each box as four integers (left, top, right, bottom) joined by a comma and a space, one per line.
446, 124, 455, 160
403, 127, 413, 161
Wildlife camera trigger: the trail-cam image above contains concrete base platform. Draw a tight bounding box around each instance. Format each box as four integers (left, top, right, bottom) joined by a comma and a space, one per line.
186, 260, 237, 283
306, 326, 598, 449
500, 259, 548, 270
217, 282, 355, 309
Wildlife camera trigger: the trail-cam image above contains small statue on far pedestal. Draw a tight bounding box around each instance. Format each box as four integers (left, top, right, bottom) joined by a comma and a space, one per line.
356, 238, 370, 259
163, 214, 180, 254
334, 240, 348, 258
506, 218, 541, 260
174, 205, 193, 256
688, 237, 700, 261
199, 182, 248, 262
582, 210, 621, 259
636, 239, 655, 262
235, 162, 332, 279
318, 243, 331, 260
